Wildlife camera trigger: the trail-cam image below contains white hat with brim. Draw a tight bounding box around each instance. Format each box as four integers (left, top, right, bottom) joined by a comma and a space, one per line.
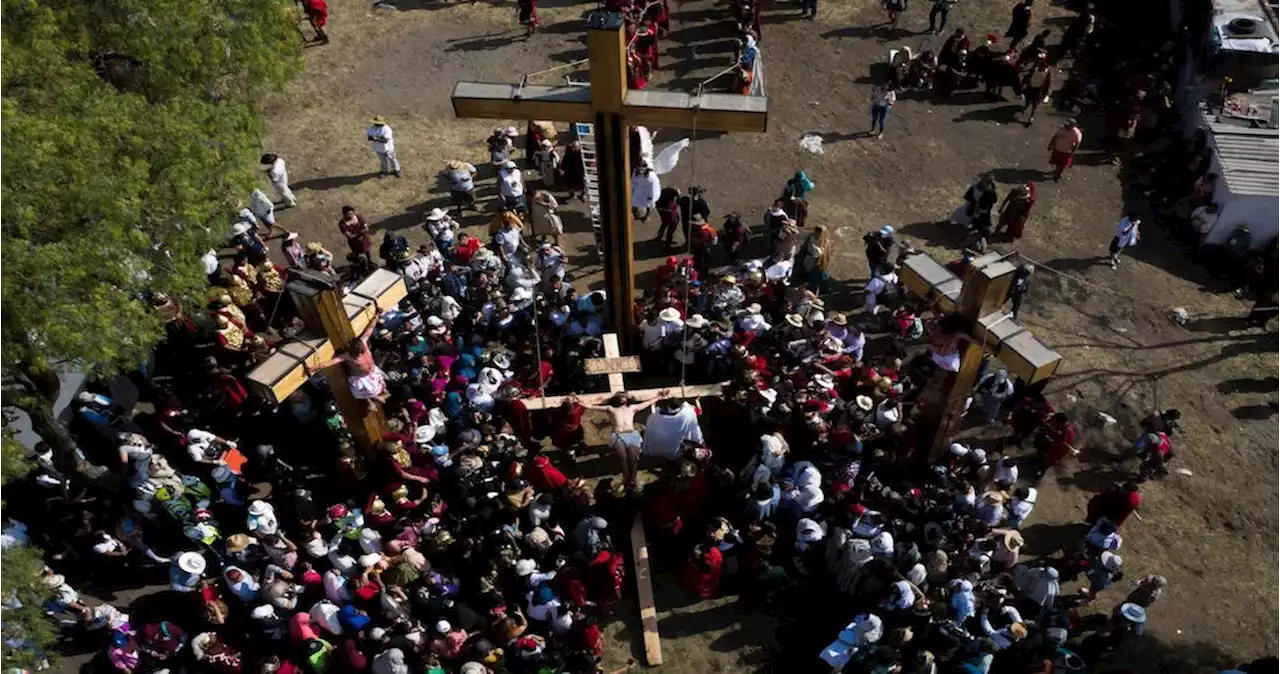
515, 559, 537, 576
42, 573, 66, 588
685, 314, 708, 329
758, 389, 778, 405
511, 287, 533, 302
493, 353, 512, 370
784, 314, 804, 328
427, 208, 448, 221
502, 160, 517, 170
415, 424, 437, 445
248, 500, 270, 516
177, 551, 207, 575
658, 307, 682, 324
813, 374, 835, 391
855, 395, 874, 412
232, 222, 251, 236
746, 303, 762, 315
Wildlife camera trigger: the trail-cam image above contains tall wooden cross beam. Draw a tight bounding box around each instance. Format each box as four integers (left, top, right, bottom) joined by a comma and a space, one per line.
246, 269, 408, 451
451, 11, 769, 352
899, 252, 1063, 461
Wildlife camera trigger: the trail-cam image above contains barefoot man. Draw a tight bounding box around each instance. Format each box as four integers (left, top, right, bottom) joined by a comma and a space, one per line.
305, 310, 390, 410
576, 390, 670, 490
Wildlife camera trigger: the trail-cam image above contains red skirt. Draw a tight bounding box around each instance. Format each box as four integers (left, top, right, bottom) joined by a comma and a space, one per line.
1049, 150, 1074, 170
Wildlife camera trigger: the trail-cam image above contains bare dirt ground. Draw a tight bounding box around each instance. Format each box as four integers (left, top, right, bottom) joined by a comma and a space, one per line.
245, 0, 1280, 671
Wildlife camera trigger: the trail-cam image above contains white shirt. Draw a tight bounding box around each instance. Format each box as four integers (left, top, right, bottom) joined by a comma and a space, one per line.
739, 314, 771, 337
249, 189, 274, 218
1010, 487, 1037, 519
267, 158, 289, 186
499, 169, 525, 198
202, 250, 220, 275
447, 164, 477, 191
872, 87, 897, 107
367, 123, 395, 153
186, 428, 221, 462
526, 595, 561, 622
495, 228, 522, 258
631, 170, 661, 208
93, 534, 124, 555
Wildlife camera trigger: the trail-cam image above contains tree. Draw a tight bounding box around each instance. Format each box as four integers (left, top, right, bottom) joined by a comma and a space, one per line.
0, 0, 302, 472
0, 433, 58, 669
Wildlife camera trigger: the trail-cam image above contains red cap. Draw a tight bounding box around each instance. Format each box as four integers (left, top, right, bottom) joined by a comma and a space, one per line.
986, 33, 999, 43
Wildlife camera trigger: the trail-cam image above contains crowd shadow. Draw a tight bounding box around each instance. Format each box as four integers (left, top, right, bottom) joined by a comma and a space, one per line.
1232, 402, 1278, 420
292, 172, 380, 192
1217, 376, 1278, 394
990, 166, 1052, 184
952, 104, 1024, 124
899, 219, 968, 250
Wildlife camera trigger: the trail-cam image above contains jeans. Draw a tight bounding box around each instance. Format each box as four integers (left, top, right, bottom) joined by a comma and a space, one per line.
928, 4, 949, 31
800, 0, 817, 16
377, 151, 401, 175
870, 104, 890, 133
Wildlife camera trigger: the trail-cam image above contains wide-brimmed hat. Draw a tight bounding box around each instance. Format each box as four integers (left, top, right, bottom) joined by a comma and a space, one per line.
784, 313, 804, 328
812, 374, 835, 391
855, 395, 874, 412
177, 551, 207, 575
248, 500, 271, 516
372, 115, 388, 125
981, 491, 1005, 505
721, 274, 737, 285
515, 559, 537, 576
41, 573, 66, 588
540, 138, 552, 148
226, 534, 252, 553
502, 160, 517, 170
511, 287, 533, 302
504, 126, 519, 137
745, 302, 762, 315
492, 353, 512, 370
415, 424, 437, 445
231, 222, 252, 236
758, 388, 778, 405
828, 312, 848, 326
427, 208, 448, 221
685, 314, 708, 329
658, 307, 682, 323
286, 231, 299, 241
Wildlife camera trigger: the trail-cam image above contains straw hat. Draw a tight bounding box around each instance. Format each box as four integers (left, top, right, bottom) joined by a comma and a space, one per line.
828, 312, 847, 326
855, 395, 874, 412
372, 115, 388, 125
784, 313, 804, 328
226, 534, 251, 553
177, 551, 207, 575
427, 208, 448, 221
658, 307, 682, 323
231, 222, 252, 236
812, 374, 835, 391
745, 302, 762, 315
248, 500, 271, 516
685, 314, 708, 329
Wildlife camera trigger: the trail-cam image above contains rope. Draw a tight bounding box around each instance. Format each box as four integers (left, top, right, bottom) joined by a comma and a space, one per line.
675, 87, 703, 401
1010, 251, 1274, 315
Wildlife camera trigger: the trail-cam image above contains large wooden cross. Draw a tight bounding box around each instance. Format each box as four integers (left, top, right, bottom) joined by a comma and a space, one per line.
245, 269, 408, 451
451, 11, 768, 353
899, 252, 1063, 461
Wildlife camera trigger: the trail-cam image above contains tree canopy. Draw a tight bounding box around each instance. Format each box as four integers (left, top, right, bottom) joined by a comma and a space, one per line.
1, 0, 301, 460
0, 433, 57, 669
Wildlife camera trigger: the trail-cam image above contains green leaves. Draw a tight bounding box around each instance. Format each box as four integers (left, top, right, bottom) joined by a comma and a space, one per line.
1, 0, 301, 377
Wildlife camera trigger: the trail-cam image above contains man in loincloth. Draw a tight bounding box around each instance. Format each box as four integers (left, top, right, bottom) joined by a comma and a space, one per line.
305, 310, 388, 410
1046, 119, 1082, 182
576, 390, 669, 491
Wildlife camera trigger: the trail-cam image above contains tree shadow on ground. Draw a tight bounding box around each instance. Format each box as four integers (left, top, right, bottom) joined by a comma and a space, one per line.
1019, 521, 1089, 557
1232, 402, 1278, 420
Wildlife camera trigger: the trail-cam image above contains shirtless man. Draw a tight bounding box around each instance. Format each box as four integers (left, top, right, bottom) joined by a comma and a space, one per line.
576, 390, 669, 490
306, 309, 389, 410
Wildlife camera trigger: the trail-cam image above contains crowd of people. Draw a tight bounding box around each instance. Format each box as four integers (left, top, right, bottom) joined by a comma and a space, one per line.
4, 0, 1276, 673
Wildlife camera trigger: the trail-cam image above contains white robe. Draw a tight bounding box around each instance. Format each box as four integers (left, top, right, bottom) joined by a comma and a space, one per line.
642, 403, 704, 459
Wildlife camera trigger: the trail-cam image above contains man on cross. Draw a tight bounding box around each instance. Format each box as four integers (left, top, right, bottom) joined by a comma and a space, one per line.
305, 314, 389, 410
575, 390, 670, 491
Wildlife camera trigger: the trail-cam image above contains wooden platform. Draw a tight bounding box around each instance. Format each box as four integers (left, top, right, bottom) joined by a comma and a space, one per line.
630, 513, 663, 667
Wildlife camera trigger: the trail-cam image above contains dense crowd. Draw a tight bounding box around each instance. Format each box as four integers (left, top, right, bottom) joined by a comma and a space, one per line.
4, 0, 1276, 673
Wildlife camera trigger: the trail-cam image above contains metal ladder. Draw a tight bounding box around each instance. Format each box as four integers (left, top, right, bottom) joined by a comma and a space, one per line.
573, 122, 604, 257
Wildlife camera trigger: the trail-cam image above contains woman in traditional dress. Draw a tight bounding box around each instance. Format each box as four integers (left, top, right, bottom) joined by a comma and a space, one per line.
679, 536, 724, 598
561, 140, 586, 201
995, 181, 1036, 239
533, 139, 560, 188
517, 0, 539, 36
